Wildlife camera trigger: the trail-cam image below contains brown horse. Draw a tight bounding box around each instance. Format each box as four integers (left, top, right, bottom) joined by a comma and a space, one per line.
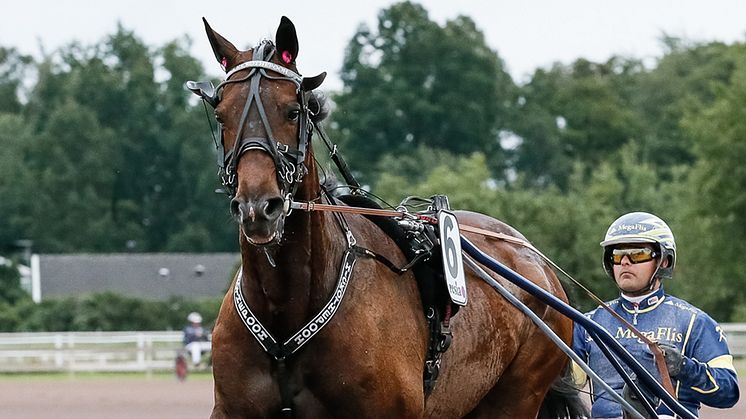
197, 16, 582, 419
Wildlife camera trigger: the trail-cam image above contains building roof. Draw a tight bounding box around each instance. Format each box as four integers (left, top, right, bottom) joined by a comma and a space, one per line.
38, 253, 239, 300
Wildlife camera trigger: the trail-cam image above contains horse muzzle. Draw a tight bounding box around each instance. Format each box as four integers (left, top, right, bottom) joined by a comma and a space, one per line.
231, 195, 286, 245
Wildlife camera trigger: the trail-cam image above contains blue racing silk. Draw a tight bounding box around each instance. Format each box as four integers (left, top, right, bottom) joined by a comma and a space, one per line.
572, 287, 739, 418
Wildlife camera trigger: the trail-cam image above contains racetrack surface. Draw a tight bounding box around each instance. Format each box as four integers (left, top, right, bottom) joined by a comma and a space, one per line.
0, 374, 742, 418
0, 374, 213, 419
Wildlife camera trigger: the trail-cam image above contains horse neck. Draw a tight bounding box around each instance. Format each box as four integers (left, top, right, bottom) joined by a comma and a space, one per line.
239, 152, 346, 338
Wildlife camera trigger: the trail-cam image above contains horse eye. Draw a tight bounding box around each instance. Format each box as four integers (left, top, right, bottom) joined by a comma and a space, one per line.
287, 109, 301, 122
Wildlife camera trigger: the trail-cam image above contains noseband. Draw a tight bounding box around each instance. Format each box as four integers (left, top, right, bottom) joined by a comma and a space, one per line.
202, 42, 313, 204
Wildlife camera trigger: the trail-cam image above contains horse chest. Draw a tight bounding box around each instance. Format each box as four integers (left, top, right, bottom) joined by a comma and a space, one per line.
216, 356, 389, 417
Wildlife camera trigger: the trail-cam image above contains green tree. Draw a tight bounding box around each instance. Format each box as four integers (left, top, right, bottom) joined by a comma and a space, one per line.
0, 113, 35, 249
333, 1, 516, 182
634, 39, 744, 172
0, 47, 32, 114
513, 57, 643, 189
0, 258, 28, 305
20, 100, 130, 252
673, 52, 746, 321
14, 27, 235, 253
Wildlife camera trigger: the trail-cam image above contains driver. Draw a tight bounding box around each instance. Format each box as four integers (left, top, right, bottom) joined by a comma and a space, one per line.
572, 212, 739, 418
183, 312, 211, 367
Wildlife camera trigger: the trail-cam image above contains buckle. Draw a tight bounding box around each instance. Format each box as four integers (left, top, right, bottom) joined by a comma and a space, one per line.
345, 230, 357, 247
282, 163, 295, 184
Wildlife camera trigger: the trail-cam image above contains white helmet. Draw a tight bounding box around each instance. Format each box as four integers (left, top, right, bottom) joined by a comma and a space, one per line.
601, 212, 676, 281
187, 312, 203, 323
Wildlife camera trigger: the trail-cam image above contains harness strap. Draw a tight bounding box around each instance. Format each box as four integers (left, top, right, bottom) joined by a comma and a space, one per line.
322, 190, 418, 275
232, 247, 359, 359
277, 358, 293, 418
225, 60, 303, 84
313, 122, 361, 191
208, 42, 310, 200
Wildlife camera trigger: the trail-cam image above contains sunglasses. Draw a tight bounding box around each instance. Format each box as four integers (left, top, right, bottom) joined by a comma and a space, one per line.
610, 248, 658, 265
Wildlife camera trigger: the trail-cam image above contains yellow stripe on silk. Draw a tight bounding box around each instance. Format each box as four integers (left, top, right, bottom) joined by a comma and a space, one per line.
708, 354, 736, 372
681, 312, 697, 354
571, 361, 588, 387
691, 369, 720, 394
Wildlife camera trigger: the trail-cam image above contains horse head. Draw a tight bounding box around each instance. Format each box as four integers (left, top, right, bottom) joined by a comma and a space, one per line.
192, 17, 326, 246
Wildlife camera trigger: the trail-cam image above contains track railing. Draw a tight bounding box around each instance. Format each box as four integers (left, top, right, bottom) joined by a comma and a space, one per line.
0, 331, 186, 373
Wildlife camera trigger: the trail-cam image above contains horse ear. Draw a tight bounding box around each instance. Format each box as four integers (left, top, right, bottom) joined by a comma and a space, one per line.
275, 16, 299, 64
202, 17, 239, 71
302, 72, 326, 91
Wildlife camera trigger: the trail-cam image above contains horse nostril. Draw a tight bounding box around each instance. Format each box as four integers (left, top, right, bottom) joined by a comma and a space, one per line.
263, 197, 285, 219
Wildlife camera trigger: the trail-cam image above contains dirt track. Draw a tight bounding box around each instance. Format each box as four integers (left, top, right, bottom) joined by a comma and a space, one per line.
0, 375, 742, 418
0, 375, 213, 419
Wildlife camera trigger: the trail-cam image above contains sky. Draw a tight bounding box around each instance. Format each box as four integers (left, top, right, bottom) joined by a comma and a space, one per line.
2, 0, 746, 91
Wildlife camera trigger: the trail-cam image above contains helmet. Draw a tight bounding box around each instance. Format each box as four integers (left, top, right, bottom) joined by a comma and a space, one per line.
600, 212, 676, 281
187, 312, 203, 323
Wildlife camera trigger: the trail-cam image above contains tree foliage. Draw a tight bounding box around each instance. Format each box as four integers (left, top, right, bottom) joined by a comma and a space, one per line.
332, 1, 516, 181
1, 26, 235, 254
671, 49, 746, 320
0, 47, 31, 114
0, 293, 222, 332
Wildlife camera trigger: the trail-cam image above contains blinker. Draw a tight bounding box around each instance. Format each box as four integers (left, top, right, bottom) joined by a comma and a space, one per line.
186, 80, 219, 107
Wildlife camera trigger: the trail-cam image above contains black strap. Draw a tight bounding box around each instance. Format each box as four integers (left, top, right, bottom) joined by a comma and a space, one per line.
313, 122, 361, 191
277, 358, 294, 417
233, 248, 359, 359
350, 245, 428, 275
211, 42, 309, 199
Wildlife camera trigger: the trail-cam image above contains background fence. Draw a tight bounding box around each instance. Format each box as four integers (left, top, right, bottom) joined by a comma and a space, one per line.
0, 325, 744, 373
0, 331, 187, 373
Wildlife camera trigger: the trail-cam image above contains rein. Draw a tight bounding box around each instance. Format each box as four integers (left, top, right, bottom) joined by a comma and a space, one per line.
291, 199, 677, 397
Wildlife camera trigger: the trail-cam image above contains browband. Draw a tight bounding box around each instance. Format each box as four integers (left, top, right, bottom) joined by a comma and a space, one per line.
226, 60, 303, 84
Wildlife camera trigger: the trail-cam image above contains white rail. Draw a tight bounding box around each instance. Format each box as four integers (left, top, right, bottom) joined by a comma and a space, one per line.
722, 323, 746, 359
0, 331, 190, 373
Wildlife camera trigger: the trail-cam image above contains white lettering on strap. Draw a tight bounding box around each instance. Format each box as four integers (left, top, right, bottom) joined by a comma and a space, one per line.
232, 250, 358, 357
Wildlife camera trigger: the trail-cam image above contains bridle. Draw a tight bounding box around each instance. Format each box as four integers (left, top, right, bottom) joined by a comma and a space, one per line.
188, 41, 315, 206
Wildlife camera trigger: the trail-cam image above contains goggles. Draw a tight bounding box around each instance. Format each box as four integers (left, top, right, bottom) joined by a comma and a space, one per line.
610, 247, 658, 265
